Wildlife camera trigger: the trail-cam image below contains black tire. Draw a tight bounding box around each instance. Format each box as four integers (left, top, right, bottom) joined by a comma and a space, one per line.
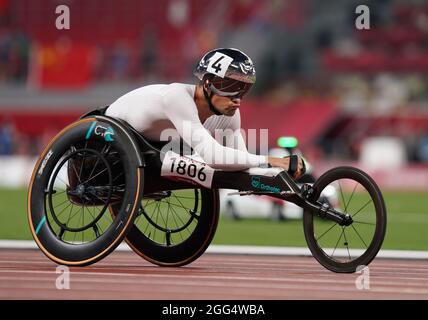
303, 166, 387, 273
28, 117, 144, 266
110, 188, 219, 266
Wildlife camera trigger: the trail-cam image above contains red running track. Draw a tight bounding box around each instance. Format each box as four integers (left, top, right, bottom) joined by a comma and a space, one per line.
0, 249, 427, 299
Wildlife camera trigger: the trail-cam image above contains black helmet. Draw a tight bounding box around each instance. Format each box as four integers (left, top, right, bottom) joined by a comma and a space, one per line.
194, 48, 256, 99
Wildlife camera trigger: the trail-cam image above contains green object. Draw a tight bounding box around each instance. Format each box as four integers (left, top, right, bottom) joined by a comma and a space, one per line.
277, 136, 298, 149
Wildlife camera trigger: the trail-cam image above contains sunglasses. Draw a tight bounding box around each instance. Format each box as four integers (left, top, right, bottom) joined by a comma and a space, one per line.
208, 78, 253, 99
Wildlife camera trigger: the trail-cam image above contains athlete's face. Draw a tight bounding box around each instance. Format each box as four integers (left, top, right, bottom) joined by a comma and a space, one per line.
210, 94, 241, 116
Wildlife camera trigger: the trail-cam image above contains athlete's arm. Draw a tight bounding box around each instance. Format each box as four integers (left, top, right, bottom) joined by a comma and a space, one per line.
224, 110, 305, 178
162, 86, 268, 171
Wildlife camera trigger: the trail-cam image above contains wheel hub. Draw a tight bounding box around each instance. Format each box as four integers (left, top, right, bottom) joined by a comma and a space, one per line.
68, 184, 98, 202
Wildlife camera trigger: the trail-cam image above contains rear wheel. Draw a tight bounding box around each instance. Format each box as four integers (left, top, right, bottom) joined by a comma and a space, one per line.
28, 117, 143, 266
303, 166, 387, 273
110, 188, 219, 266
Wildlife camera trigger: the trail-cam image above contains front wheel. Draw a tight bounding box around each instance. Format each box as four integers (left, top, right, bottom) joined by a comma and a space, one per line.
303, 166, 387, 273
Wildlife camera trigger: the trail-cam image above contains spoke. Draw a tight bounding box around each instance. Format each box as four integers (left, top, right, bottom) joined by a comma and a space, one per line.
81, 159, 120, 185
141, 201, 161, 237
70, 159, 82, 184
142, 201, 155, 208
330, 227, 345, 258
351, 224, 369, 248
53, 197, 72, 210
101, 144, 112, 156
78, 143, 87, 181
342, 227, 351, 261
52, 190, 67, 197
98, 206, 110, 232
157, 200, 168, 230
55, 175, 70, 189
86, 207, 96, 221
169, 204, 192, 236
345, 182, 359, 214
82, 166, 108, 184
172, 193, 194, 211
169, 202, 189, 229
352, 220, 375, 226
316, 222, 338, 242
338, 181, 348, 214
83, 157, 120, 183
81, 143, 111, 184
93, 206, 103, 233
165, 198, 171, 232
169, 195, 199, 200
351, 199, 373, 218
112, 171, 124, 182
54, 201, 73, 219
166, 198, 175, 229
65, 202, 75, 226
153, 201, 161, 241
72, 213, 80, 244
85, 156, 101, 184
81, 206, 85, 243
92, 193, 109, 205
163, 201, 195, 212
110, 194, 123, 201
67, 205, 85, 225
168, 203, 184, 242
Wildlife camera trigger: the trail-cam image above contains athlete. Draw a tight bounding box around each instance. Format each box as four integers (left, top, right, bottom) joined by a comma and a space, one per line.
106, 48, 305, 178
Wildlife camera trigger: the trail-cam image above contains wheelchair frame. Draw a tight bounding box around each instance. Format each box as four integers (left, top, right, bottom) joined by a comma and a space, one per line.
91, 114, 352, 227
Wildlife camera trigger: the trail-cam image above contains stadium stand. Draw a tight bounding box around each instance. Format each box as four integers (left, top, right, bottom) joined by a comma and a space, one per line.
1, 0, 428, 171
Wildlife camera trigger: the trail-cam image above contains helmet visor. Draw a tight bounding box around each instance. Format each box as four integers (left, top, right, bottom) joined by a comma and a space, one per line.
209, 77, 253, 99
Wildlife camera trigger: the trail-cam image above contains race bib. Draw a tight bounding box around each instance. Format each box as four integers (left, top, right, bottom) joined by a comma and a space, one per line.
206, 52, 233, 78
161, 151, 215, 188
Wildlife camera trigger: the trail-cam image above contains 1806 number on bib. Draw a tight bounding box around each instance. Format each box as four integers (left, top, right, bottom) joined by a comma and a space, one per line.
161, 151, 214, 188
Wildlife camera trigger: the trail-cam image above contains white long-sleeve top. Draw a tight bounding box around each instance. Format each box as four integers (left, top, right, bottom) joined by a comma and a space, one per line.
106, 83, 268, 170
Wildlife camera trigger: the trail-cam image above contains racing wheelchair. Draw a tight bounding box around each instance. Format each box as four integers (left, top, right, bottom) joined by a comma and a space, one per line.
28, 111, 387, 273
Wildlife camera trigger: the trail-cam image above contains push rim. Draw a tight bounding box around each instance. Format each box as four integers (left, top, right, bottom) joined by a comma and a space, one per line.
44, 142, 124, 244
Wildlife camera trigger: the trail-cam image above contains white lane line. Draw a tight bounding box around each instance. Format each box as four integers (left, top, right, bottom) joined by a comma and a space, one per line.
1, 240, 428, 259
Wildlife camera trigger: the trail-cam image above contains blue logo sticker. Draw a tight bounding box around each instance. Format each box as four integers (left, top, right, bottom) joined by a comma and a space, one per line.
251, 176, 261, 188
251, 176, 280, 193
85, 122, 115, 142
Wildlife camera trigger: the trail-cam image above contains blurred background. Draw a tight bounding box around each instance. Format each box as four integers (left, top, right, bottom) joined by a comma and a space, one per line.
0, 0, 427, 249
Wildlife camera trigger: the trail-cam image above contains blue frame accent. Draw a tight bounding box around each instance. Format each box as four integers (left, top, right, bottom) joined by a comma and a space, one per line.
85, 121, 97, 140
35, 216, 47, 235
